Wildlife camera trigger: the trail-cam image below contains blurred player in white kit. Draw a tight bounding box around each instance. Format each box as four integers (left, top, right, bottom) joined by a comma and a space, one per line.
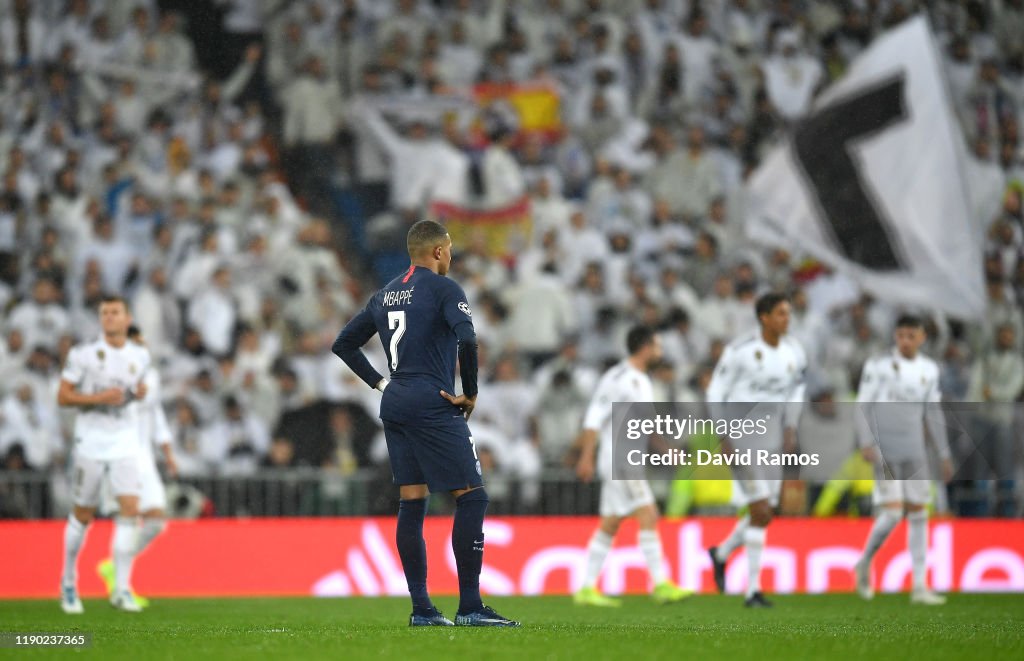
706, 293, 806, 608
573, 325, 691, 606
58, 296, 151, 613
96, 325, 178, 608
853, 314, 953, 605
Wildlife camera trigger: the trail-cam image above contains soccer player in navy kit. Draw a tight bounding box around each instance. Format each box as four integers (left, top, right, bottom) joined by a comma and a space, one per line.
333, 220, 519, 627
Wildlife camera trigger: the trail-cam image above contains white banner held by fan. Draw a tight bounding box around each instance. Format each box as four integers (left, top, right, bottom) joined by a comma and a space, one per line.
746, 16, 984, 318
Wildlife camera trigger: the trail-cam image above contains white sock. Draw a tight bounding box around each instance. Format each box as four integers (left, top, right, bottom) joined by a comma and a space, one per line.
861, 509, 901, 566
62, 515, 88, 586
582, 530, 614, 589
136, 518, 166, 556
743, 526, 766, 598
715, 515, 749, 562
638, 529, 667, 585
907, 509, 928, 591
112, 517, 139, 594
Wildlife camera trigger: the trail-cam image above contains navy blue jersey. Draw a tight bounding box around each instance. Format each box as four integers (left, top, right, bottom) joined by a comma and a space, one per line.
333, 265, 475, 424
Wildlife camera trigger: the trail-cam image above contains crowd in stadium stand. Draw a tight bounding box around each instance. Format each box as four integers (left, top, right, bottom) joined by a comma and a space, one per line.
0, 0, 1022, 518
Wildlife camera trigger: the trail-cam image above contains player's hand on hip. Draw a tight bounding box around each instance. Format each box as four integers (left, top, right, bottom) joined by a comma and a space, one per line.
440, 390, 477, 420
134, 381, 148, 401
96, 388, 126, 406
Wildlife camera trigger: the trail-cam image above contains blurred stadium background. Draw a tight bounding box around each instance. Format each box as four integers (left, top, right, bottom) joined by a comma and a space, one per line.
0, 0, 1023, 597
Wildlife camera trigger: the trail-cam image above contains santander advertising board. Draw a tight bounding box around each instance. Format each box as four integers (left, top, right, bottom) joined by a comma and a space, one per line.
1, 517, 1021, 598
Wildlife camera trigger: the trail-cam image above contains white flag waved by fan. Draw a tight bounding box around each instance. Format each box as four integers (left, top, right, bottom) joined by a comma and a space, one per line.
746, 16, 985, 318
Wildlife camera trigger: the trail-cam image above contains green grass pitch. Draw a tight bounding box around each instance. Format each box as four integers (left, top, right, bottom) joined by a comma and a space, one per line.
2, 594, 1022, 660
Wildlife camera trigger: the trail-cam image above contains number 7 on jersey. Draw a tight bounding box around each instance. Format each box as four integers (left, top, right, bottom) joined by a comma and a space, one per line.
387, 311, 406, 370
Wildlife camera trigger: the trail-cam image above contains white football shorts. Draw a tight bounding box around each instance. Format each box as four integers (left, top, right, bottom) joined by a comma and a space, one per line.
137, 455, 167, 512
872, 459, 932, 506
731, 476, 782, 507
599, 479, 656, 517
71, 454, 141, 508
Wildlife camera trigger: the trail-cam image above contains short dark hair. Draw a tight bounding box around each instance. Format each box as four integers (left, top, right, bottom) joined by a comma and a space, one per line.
736, 282, 756, 297
755, 292, 788, 319
665, 306, 689, 326
99, 295, 128, 310
407, 220, 449, 257
626, 325, 656, 355
895, 314, 923, 329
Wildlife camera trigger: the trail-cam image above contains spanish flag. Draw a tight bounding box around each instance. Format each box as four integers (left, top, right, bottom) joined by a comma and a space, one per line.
429, 196, 533, 259
473, 81, 562, 142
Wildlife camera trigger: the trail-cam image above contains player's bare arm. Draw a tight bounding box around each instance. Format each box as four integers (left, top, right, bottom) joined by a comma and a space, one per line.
160, 442, 178, 479
574, 428, 598, 482
783, 427, 798, 454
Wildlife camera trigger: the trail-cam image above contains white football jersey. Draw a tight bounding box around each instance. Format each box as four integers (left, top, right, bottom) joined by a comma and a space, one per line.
706, 330, 807, 447
61, 338, 152, 460
856, 349, 949, 462
583, 360, 654, 479
707, 331, 807, 403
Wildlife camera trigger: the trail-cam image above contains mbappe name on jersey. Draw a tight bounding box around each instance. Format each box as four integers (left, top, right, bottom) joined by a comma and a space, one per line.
383, 288, 414, 306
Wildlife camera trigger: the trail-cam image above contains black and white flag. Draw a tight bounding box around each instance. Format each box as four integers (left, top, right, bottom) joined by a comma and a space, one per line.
746, 16, 985, 318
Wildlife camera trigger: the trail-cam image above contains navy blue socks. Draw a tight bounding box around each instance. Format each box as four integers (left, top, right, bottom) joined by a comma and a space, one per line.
452, 488, 489, 614
397, 489, 490, 616
396, 498, 433, 615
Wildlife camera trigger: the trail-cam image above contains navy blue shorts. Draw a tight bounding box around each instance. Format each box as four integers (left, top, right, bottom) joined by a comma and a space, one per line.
382, 417, 483, 493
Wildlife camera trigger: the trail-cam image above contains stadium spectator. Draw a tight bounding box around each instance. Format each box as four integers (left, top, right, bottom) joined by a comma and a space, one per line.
186, 265, 238, 359
481, 120, 526, 208
534, 366, 589, 468
280, 53, 345, 214
199, 395, 270, 478
0, 0, 47, 69
0, 376, 61, 469
261, 436, 297, 470
5, 278, 69, 353
169, 399, 205, 478
762, 28, 824, 121
965, 324, 1024, 516
131, 264, 179, 362
503, 265, 577, 367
